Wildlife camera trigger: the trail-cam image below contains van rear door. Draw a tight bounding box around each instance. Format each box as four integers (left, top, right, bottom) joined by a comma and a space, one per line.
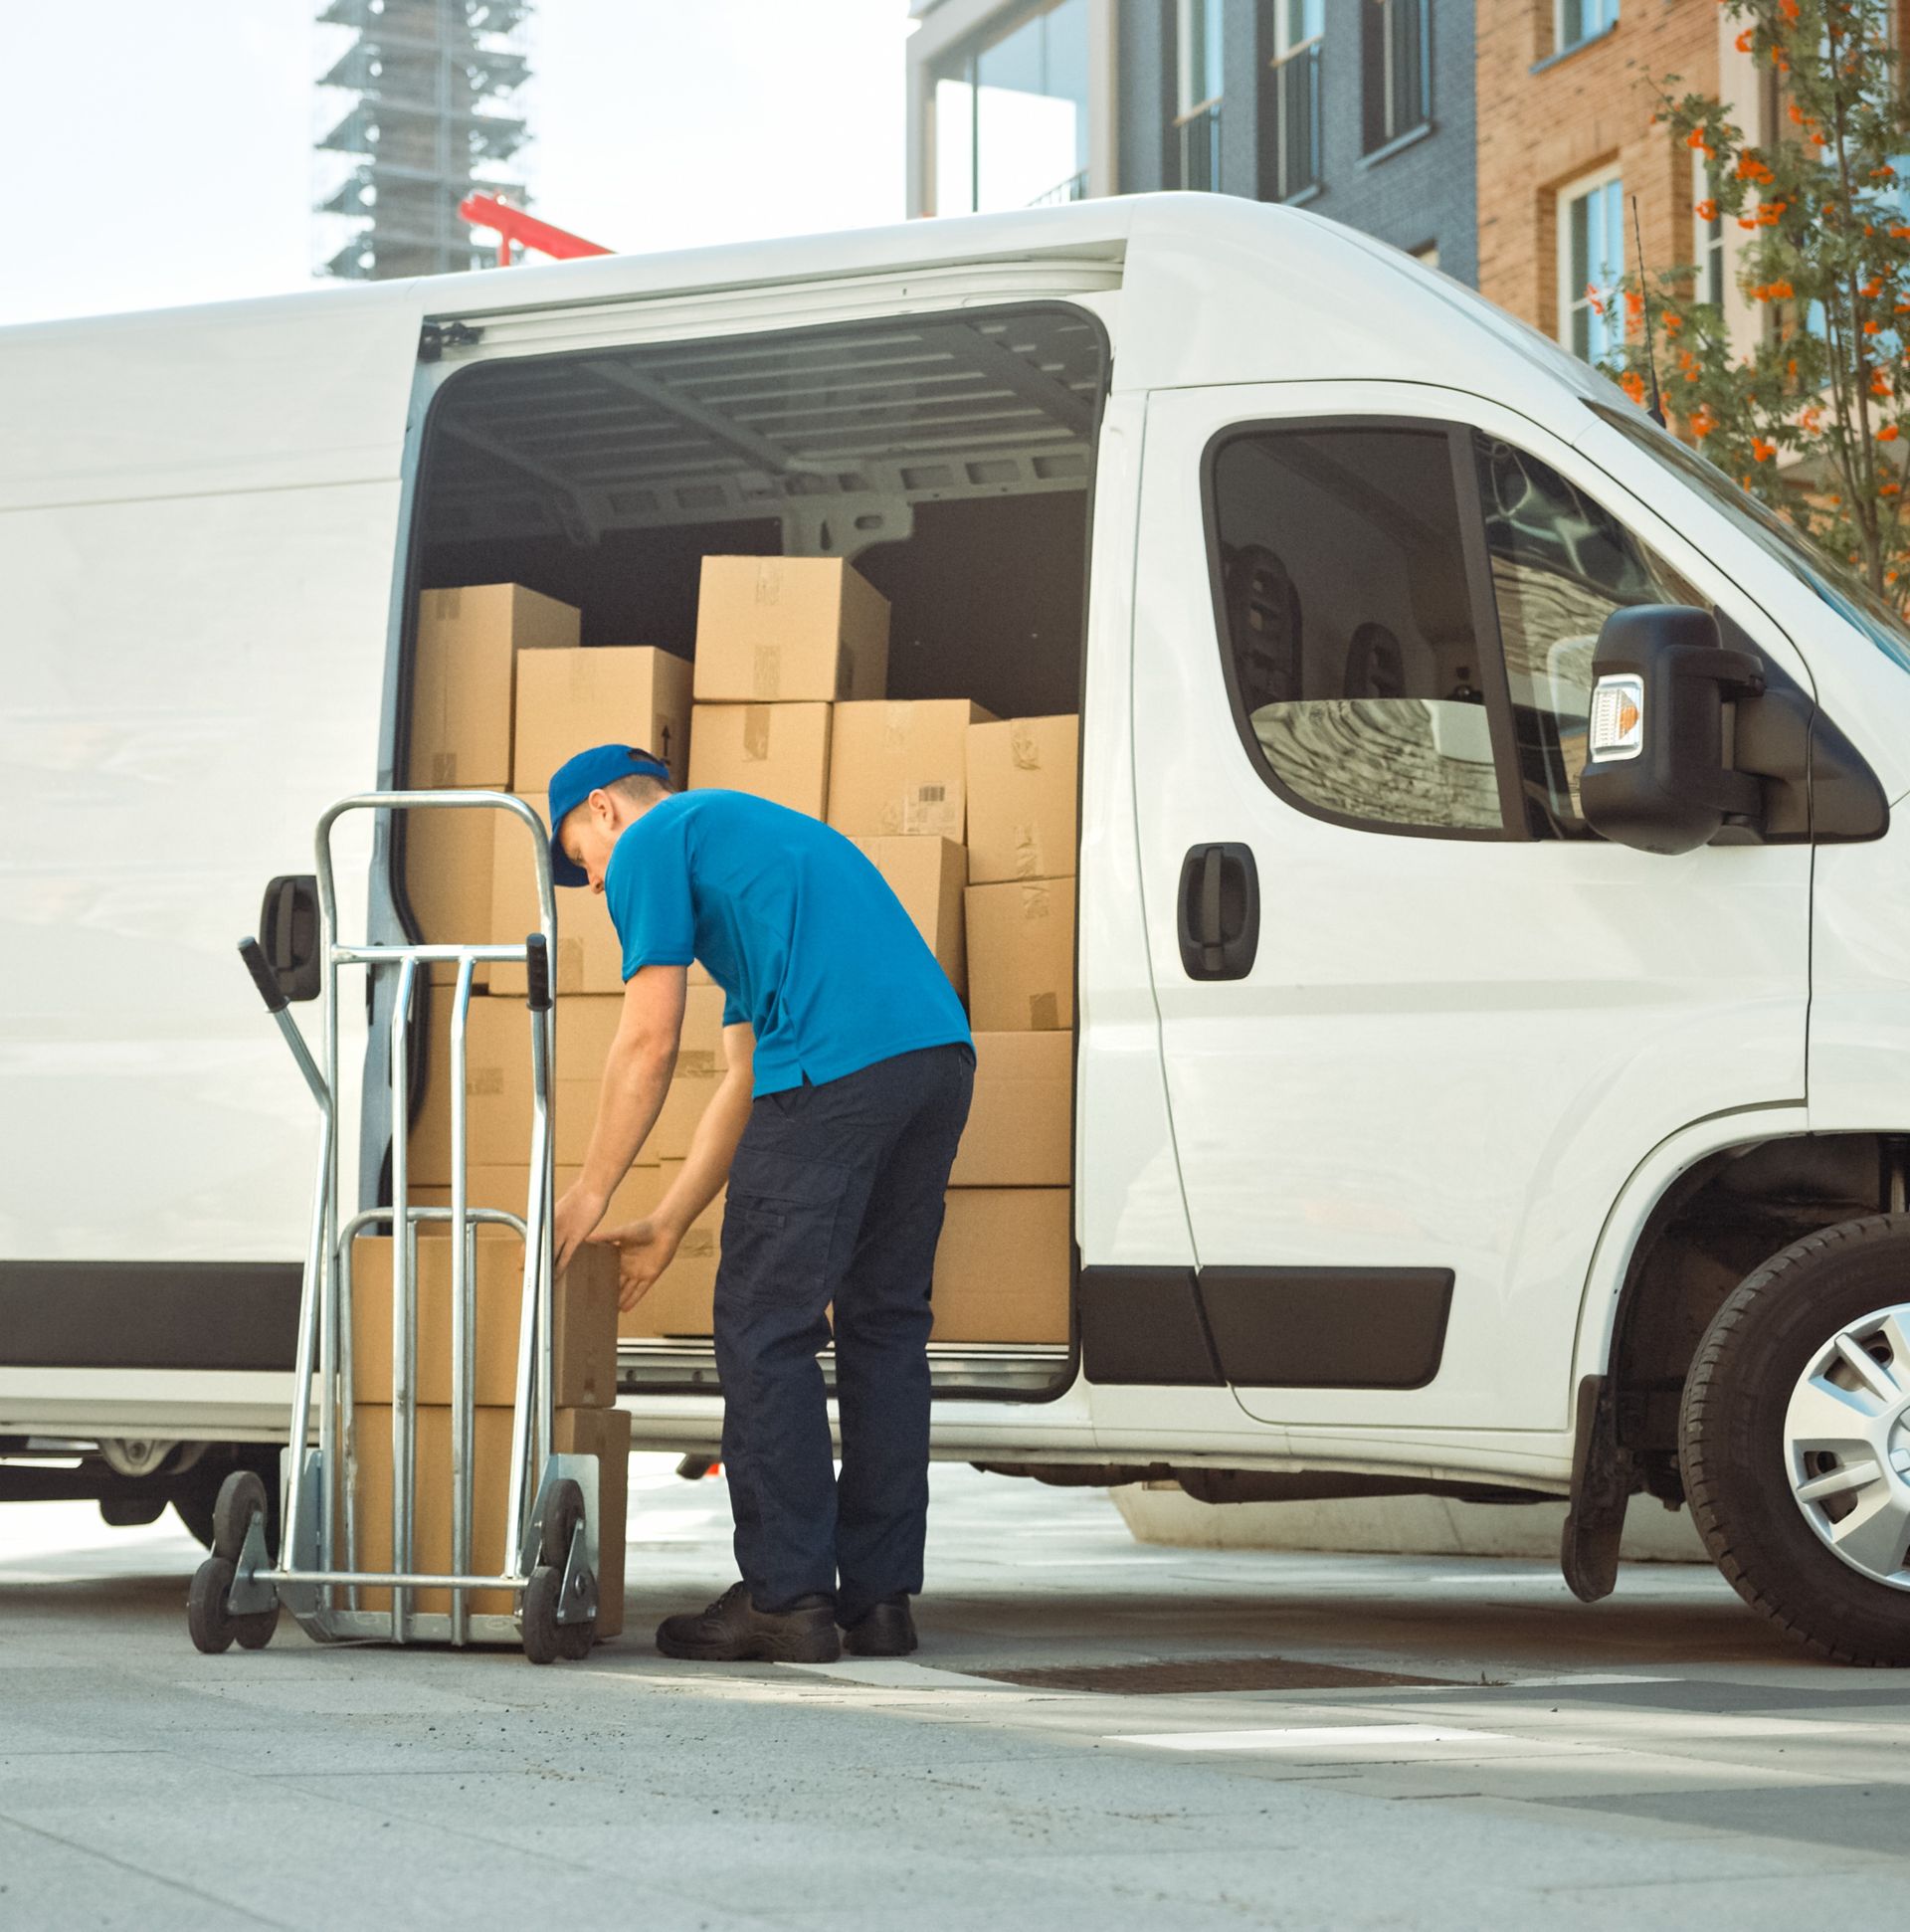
1129, 380, 1813, 1441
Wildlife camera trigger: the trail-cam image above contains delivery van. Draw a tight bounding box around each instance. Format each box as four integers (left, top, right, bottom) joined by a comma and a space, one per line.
7, 193, 1910, 1663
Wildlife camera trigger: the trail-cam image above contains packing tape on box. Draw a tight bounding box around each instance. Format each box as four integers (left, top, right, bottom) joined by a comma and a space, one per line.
1018, 881, 1053, 921
426, 589, 464, 620
1011, 723, 1045, 771
675, 1049, 720, 1079
751, 647, 781, 701
679, 1226, 718, 1259
881, 701, 913, 749
1011, 824, 1046, 877
1030, 992, 1060, 1029
751, 563, 784, 605
742, 704, 773, 760
429, 752, 460, 785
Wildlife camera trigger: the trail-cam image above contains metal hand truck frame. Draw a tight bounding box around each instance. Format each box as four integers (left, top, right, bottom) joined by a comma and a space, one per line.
187, 792, 603, 1664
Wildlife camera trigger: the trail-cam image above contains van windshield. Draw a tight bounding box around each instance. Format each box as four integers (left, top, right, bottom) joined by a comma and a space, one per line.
1588, 400, 1910, 676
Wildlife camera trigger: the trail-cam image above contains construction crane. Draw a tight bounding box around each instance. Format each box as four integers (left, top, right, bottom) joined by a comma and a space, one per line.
459, 194, 613, 268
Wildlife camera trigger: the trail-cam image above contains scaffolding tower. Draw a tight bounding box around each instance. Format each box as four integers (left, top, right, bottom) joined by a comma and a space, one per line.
316, 0, 532, 281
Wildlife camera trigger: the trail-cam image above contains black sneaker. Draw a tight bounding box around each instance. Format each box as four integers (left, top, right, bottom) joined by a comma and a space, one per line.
841, 1595, 917, 1657
656, 1582, 842, 1662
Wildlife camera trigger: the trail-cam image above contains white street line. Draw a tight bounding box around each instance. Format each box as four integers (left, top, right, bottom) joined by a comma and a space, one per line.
1109, 1723, 1509, 1754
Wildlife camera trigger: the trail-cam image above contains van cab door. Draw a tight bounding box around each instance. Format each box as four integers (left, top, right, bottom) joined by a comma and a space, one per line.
1130, 382, 1813, 1437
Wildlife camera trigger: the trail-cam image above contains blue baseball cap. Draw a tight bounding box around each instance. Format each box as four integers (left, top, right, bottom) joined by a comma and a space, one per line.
545, 744, 671, 886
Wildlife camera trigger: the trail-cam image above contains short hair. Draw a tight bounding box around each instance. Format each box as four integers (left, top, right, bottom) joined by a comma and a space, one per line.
605, 769, 672, 807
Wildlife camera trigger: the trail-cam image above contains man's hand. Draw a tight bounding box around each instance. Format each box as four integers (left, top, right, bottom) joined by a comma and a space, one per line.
552, 1180, 607, 1275
593, 1217, 681, 1312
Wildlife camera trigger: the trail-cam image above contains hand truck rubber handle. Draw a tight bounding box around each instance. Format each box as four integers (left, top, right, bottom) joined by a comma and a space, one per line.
238, 935, 289, 1014
524, 933, 552, 1013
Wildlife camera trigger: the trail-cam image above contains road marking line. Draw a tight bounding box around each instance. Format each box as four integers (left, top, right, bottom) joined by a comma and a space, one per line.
1109, 1723, 1509, 1753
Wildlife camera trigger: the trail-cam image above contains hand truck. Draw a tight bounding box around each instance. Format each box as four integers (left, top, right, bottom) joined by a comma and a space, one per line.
186, 791, 604, 1664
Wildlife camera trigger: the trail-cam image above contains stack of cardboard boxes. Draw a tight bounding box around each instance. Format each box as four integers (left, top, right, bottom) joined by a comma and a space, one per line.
401, 556, 1077, 1355
346, 1231, 630, 1633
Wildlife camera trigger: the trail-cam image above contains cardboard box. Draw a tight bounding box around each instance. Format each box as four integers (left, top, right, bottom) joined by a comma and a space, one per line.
415, 1160, 673, 1240
487, 799, 625, 996
950, 1032, 1072, 1187
965, 715, 1079, 884
851, 836, 967, 998
512, 645, 693, 794
619, 1161, 723, 1339
351, 1402, 630, 1628
410, 584, 579, 788
687, 702, 831, 818
652, 984, 730, 1159
693, 556, 889, 703
349, 1230, 618, 1409
828, 700, 994, 840
401, 790, 502, 985
964, 878, 1074, 1032
409, 994, 633, 1178
931, 1188, 1070, 1343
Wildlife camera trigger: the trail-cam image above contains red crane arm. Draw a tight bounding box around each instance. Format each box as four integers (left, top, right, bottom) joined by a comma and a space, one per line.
459, 194, 613, 267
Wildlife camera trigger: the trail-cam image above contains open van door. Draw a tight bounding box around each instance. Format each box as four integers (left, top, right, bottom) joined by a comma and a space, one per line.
1129, 381, 1813, 1444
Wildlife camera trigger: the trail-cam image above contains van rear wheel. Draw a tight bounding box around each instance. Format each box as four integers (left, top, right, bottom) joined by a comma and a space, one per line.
1681, 1214, 1910, 1665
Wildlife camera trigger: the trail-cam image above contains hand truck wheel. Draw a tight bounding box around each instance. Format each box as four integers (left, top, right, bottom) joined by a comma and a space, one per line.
212, 1467, 270, 1562
556, 1611, 595, 1661
539, 1477, 585, 1567
521, 1565, 563, 1665
188, 1557, 238, 1654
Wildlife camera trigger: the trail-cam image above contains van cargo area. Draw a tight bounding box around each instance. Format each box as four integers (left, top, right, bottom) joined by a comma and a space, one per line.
393, 301, 1104, 1400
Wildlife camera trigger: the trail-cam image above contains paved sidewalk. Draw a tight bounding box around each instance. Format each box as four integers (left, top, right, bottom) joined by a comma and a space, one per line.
2, 1458, 1906, 1931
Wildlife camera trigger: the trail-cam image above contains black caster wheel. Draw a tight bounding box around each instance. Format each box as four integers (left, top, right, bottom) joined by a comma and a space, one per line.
539, 1477, 585, 1568
188, 1557, 238, 1654
232, 1604, 279, 1650
522, 1565, 563, 1665
212, 1468, 269, 1562
556, 1613, 595, 1661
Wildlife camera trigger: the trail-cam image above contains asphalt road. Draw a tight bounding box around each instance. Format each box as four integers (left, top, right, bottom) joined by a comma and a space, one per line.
4, 1456, 1909, 1931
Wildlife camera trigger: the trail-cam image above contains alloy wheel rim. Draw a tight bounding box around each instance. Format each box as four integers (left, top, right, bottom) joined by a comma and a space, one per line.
1782, 1302, 1910, 1592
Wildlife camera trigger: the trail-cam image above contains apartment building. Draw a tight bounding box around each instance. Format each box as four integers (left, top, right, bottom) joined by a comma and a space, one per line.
905, 0, 1479, 285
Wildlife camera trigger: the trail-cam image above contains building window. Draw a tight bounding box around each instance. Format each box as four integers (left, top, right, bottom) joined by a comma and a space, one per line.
1557, 0, 1619, 54
931, 0, 1091, 215
1172, 0, 1226, 191
1266, 0, 1324, 200
1362, 0, 1430, 154
1559, 166, 1624, 361
1694, 151, 1725, 307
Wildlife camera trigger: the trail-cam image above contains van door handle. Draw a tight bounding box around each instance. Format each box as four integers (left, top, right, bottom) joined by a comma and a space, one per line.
1177, 844, 1259, 980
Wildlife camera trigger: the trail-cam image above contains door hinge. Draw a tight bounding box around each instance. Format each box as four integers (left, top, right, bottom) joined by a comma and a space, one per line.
419, 319, 482, 363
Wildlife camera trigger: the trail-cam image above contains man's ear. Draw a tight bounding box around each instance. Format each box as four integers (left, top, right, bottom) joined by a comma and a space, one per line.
588, 786, 618, 827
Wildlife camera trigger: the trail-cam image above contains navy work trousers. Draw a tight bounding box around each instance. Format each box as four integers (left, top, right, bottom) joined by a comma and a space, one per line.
713, 1042, 974, 1620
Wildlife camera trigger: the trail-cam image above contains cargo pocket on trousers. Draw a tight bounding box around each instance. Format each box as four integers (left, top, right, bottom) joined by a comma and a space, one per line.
719, 1150, 856, 1310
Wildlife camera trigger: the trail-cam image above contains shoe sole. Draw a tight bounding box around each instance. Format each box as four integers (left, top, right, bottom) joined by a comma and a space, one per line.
656, 1629, 842, 1663
843, 1633, 917, 1657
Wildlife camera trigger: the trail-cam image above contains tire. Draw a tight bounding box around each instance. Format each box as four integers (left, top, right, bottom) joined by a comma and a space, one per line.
187, 1557, 238, 1655
556, 1615, 595, 1661
1681, 1213, 1910, 1665
212, 1469, 269, 1563
521, 1566, 563, 1665
539, 1477, 585, 1569
174, 1449, 280, 1560
232, 1605, 279, 1651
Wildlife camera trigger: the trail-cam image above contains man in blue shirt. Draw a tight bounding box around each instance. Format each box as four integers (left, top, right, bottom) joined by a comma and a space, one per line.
546, 744, 974, 1664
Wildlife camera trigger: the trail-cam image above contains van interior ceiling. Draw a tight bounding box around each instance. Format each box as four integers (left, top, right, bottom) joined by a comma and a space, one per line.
412, 302, 1106, 726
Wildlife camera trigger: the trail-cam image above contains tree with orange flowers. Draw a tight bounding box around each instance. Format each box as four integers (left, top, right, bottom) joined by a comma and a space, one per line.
1600, 0, 1910, 607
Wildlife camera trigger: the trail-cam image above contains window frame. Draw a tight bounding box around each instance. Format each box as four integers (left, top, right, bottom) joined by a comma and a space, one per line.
1558, 161, 1624, 362
1556, 0, 1619, 56
1363, 0, 1432, 155
1198, 413, 1531, 843
1272, 0, 1325, 60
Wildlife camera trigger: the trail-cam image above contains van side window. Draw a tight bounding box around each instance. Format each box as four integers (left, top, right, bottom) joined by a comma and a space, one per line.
1473, 432, 1705, 837
1210, 426, 1506, 835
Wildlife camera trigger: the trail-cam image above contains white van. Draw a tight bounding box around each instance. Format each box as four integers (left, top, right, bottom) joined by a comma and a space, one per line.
7, 194, 1910, 1663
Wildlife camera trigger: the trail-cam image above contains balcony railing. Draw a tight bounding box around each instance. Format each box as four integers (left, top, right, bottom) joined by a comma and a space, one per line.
1173, 98, 1223, 193
1265, 43, 1322, 201
1028, 169, 1089, 208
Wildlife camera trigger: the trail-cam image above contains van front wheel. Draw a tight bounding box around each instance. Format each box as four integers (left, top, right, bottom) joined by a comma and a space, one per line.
1681, 1215, 1910, 1665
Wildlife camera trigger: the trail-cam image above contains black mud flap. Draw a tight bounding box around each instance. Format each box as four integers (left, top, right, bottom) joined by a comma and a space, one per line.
1560, 1374, 1633, 1603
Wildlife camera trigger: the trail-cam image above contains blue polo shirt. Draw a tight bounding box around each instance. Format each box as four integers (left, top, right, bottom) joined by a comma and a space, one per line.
602, 790, 971, 1097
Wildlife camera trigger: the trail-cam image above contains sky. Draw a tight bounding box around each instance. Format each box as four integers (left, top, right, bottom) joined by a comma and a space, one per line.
0, 0, 916, 328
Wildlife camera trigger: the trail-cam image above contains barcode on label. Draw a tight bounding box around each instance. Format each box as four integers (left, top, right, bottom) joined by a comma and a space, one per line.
916, 785, 946, 802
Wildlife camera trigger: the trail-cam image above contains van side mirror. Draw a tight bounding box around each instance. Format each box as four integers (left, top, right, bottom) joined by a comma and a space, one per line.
257, 874, 320, 1002
1579, 606, 1766, 856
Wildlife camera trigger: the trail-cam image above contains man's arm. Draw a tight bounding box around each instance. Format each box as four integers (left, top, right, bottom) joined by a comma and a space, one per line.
551, 963, 685, 1271
594, 1021, 754, 1312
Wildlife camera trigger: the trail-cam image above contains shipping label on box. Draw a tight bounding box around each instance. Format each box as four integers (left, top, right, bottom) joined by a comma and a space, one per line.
687, 701, 832, 819
512, 645, 692, 794
410, 583, 579, 789
851, 836, 967, 999
693, 556, 889, 703
487, 800, 625, 996
965, 714, 1079, 884
349, 1232, 618, 1410
931, 1188, 1071, 1343
950, 1032, 1072, 1187
964, 877, 1075, 1032
827, 700, 994, 840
